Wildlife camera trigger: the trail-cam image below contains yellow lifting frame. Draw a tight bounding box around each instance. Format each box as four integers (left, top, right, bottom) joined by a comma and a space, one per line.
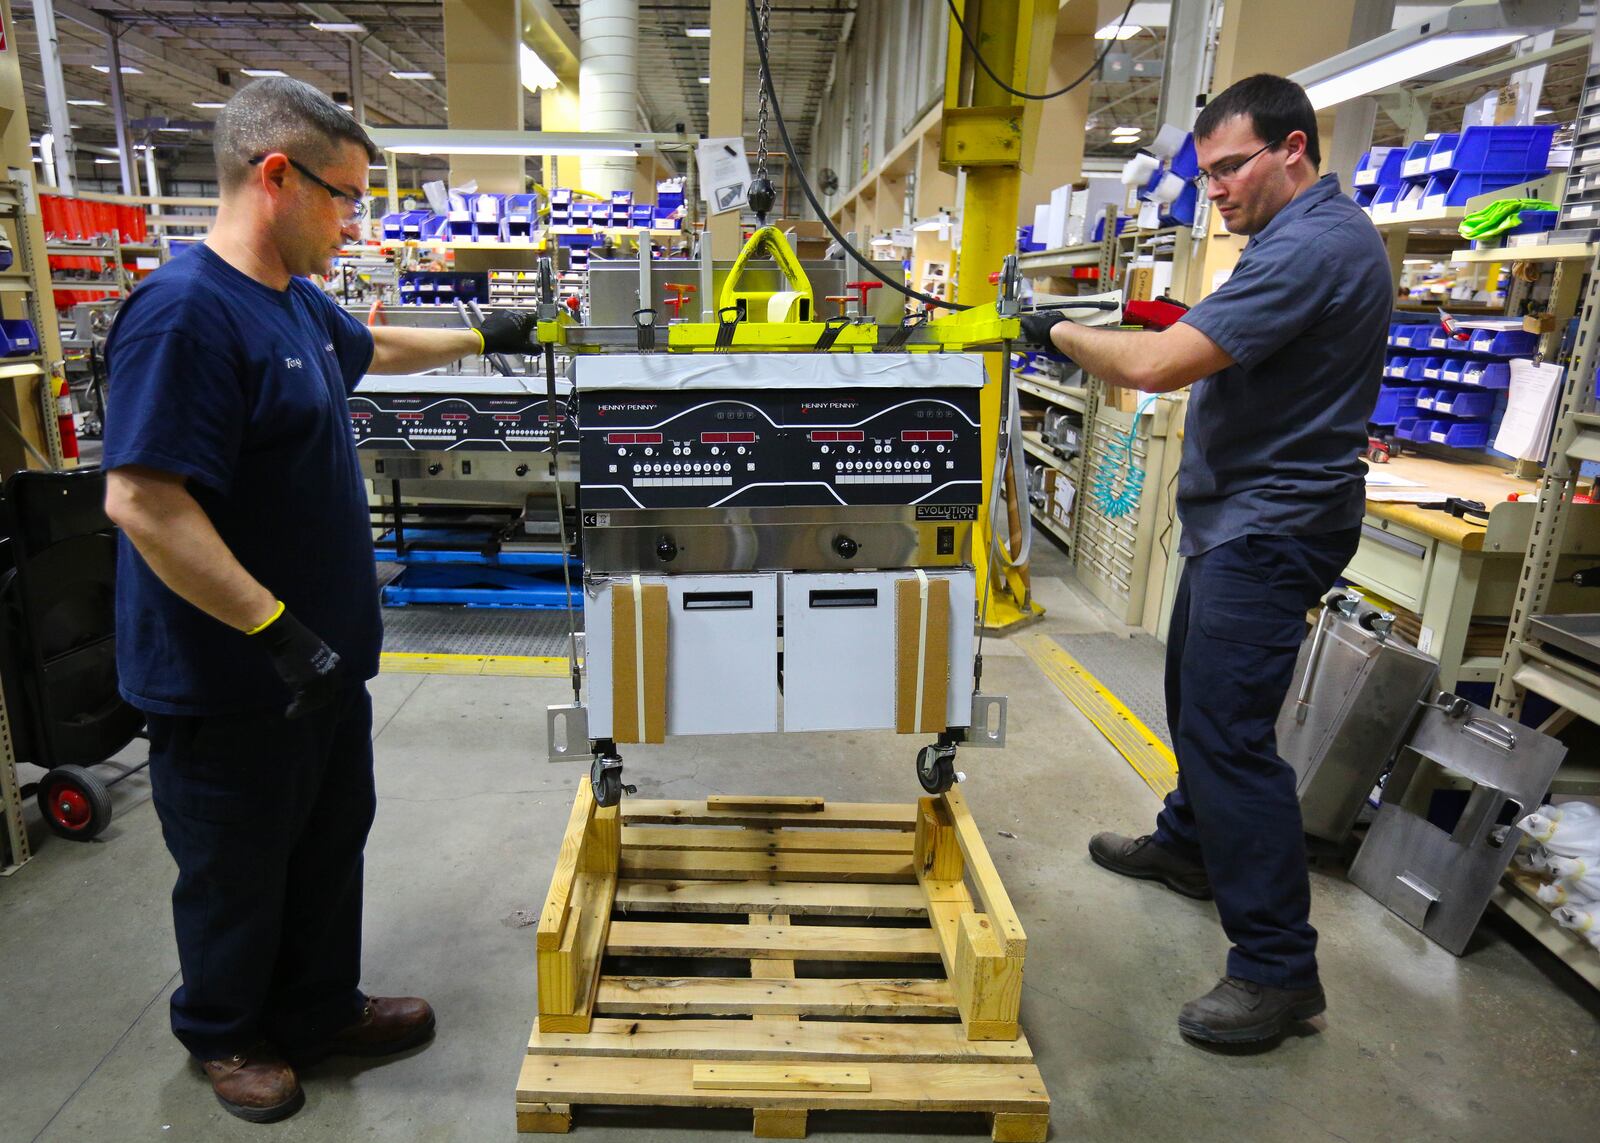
941, 0, 1057, 631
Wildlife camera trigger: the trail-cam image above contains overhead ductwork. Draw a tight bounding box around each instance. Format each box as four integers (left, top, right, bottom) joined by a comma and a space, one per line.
579, 0, 640, 195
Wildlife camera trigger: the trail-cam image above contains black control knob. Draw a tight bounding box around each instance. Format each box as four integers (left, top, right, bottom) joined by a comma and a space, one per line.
656, 536, 678, 563
427, 463, 442, 475
515, 464, 529, 477
833, 535, 859, 559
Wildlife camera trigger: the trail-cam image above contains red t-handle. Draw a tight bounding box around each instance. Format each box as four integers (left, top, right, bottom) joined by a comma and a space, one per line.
664, 282, 697, 318
846, 279, 883, 315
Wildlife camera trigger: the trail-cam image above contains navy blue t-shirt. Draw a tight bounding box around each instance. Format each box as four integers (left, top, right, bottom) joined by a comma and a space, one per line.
1176, 174, 1391, 556
103, 244, 379, 716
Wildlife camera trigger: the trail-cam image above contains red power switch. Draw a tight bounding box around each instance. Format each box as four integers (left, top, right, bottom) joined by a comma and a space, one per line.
845, 280, 883, 317
664, 282, 697, 319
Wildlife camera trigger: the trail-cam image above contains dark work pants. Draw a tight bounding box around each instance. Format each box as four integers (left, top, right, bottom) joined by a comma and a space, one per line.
1151, 529, 1359, 989
147, 685, 375, 1060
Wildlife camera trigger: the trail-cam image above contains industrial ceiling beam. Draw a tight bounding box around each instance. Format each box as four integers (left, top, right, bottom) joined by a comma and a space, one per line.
50, 0, 238, 102
296, 3, 449, 110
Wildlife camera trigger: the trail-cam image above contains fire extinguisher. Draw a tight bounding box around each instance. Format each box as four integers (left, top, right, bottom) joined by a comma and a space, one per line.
52, 374, 79, 466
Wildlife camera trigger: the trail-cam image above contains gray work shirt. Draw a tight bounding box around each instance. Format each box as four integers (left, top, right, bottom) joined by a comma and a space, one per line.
1175, 173, 1390, 557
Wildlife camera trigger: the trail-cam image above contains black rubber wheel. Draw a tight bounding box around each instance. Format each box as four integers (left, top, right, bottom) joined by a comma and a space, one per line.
591, 756, 622, 808
917, 745, 956, 795
37, 764, 113, 839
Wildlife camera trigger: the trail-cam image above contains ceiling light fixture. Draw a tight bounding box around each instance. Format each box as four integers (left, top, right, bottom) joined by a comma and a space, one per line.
389, 70, 436, 81
310, 21, 366, 33
698, 76, 711, 84
369, 127, 645, 159
241, 68, 288, 78
1094, 23, 1143, 41
685, 27, 711, 38
520, 44, 560, 92
94, 157, 119, 164
1290, 0, 1575, 111
67, 99, 105, 106
192, 101, 226, 109
92, 65, 141, 75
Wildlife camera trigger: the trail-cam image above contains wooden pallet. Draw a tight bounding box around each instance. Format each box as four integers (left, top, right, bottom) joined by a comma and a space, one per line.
516, 783, 1049, 1140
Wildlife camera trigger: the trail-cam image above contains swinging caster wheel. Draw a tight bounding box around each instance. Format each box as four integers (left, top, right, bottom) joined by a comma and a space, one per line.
916, 744, 960, 795
38, 764, 113, 840
590, 755, 634, 808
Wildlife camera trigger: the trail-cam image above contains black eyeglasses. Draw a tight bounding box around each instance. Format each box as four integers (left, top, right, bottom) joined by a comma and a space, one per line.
249, 153, 368, 219
1193, 140, 1280, 191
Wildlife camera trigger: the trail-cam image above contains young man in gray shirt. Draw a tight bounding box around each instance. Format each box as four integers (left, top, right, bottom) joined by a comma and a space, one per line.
1023, 74, 1390, 1047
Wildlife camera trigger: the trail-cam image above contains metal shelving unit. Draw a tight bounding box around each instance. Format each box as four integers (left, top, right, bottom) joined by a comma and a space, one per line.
0, 677, 28, 875
0, 181, 65, 471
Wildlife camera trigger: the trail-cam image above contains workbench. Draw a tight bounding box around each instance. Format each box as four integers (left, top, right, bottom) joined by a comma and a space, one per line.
1344, 455, 1600, 691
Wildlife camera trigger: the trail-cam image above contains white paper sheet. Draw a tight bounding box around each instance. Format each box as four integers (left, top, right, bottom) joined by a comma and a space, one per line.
1364, 470, 1425, 488
1493, 360, 1564, 461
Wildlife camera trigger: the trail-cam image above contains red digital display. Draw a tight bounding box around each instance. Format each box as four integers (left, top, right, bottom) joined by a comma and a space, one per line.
901, 430, 926, 442
701, 432, 728, 443
350, 412, 372, 420
633, 432, 663, 444
396, 413, 423, 421
809, 430, 836, 442
726, 432, 756, 443
835, 430, 864, 442
927, 430, 955, 441
606, 432, 635, 444
494, 415, 522, 422
538, 414, 567, 423
441, 413, 469, 421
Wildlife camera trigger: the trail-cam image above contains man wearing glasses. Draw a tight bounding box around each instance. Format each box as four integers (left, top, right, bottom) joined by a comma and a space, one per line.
1022, 74, 1390, 1047
101, 78, 536, 1121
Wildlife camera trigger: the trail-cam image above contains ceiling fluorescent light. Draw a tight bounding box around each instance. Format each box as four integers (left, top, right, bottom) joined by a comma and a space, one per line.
369, 128, 643, 159
386, 143, 638, 157
91, 65, 141, 75
685, 27, 711, 38
389, 70, 436, 80
241, 68, 288, 78
192, 101, 226, 109
310, 21, 365, 33
1094, 23, 1142, 41
698, 76, 711, 84
1290, 0, 1575, 111
93, 158, 118, 164
67, 99, 105, 106
520, 44, 560, 92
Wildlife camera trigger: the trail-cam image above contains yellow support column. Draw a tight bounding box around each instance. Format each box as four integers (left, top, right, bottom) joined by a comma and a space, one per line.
443, 0, 525, 193
944, 0, 1055, 630
707, 0, 746, 256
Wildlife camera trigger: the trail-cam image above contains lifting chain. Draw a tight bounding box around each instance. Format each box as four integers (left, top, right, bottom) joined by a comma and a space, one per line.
747, 0, 777, 224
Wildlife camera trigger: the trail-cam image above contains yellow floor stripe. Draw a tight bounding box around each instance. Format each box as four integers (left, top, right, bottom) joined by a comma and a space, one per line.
380, 651, 571, 678
1017, 632, 1178, 798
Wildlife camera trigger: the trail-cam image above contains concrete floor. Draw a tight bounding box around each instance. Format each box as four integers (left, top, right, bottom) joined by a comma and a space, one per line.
4, 544, 1599, 1143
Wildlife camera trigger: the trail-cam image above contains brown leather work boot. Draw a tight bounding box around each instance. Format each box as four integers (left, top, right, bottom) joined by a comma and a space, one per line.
200, 1049, 304, 1123
297, 996, 435, 1064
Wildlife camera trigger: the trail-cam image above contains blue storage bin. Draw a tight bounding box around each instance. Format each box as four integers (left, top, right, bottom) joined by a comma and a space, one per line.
1397, 417, 1429, 442
1424, 416, 1491, 449
1468, 328, 1537, 356
1384, 354, 1414, 379
1428, 388, 1496, 418
0, 319, 38, 357
420, 215, 448, 240
1405, 356, 1440, 382
1354, 147, 1404, 189
1372, 385, 1421, 425
1414, 388, 1440, 411
1403, 325, 1437, 350
1440, 357, 1466, 383
1450, 124, 1556, 174
1401, 140, 1434, 179
1458, 360, 1511, 389
1428, 170, 1546, 209
381, 211, 407, 240
1425, 133, 1461, 174
1503, 209, 1558, 237
400, 210, 429, 238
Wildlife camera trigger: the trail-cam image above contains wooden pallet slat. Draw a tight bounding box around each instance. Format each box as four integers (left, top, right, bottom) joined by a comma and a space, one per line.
613, 878, 927, 917
621, 848, 915, 884
605, 919, 941, 961
622, 825, 916, 855
528, 1018, 1032, 1062
623, 798, 918, 831
593, 975, 958, 1018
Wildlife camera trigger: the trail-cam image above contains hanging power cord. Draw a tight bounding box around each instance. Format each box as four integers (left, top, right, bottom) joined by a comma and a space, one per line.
746, 0, 967, 310
945, 0, 1136, 101
1091, 393, 1159, 519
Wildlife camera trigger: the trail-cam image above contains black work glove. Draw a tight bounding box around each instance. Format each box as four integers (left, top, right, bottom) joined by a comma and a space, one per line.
1018, 309, 1069, 350
475, 309, 538, 355
252, 605, 344, 720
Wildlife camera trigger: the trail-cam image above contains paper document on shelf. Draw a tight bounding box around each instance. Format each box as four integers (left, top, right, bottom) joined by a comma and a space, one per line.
695, 137, 752, 215
1493, 359, 1564, 461
1364, 488, 1453, 504
1450, 317, 1525, 331
1363, 470, 1425, 488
